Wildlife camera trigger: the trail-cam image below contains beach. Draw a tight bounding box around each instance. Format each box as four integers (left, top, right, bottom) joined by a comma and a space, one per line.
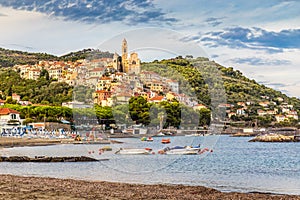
1, 136, 300, 199
0, 174, 299, 200
0, 137, 114, 148
0, 137, 63, 148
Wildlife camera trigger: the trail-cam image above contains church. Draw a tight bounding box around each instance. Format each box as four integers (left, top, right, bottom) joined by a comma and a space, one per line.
112, 39, 141, 74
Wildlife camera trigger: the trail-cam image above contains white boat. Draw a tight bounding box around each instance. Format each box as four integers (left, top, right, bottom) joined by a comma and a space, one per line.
185, 133, 201, 137
159, 146, 200, 155
115, 148, 152, 155
155, 132, 165, 137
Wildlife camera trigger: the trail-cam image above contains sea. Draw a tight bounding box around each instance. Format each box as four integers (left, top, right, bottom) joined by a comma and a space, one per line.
1, 135, 300, 195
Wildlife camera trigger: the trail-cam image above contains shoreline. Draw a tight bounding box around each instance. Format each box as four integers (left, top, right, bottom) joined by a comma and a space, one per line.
0, 175, 299, 200
0, 137, 115, 148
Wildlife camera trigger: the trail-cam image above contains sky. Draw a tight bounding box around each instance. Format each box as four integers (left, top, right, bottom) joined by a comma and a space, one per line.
0, 0, 300, 98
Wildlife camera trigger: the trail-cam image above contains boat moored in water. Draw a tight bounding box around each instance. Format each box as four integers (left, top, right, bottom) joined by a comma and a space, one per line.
141, 137, 153, 142
158, 145, 201, 155
115, 148, 153, 155
161, 138, 171, 144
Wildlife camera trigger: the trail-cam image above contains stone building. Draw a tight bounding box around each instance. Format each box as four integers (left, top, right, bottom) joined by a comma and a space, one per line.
112, 39, 141, 74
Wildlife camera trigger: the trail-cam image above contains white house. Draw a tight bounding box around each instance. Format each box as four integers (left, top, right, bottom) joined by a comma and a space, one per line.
275, 114, 286, 123
236, 108, 246, 115
0, 108, 21, 126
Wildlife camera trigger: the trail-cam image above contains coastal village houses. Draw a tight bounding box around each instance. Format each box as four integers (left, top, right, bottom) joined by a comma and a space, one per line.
9, 39, 299, 125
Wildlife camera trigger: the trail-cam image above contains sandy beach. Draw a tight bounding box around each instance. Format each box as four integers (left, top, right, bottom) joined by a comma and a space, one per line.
0, 174, 299, 200
0, 137, 64, 148
0, 137, 114, 148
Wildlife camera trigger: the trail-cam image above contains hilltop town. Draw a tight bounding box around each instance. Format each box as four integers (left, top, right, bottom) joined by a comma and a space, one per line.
0, 39, 299, 134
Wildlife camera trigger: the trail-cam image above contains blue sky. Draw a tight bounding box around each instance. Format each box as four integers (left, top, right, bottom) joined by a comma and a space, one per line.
0, 0, 300, 97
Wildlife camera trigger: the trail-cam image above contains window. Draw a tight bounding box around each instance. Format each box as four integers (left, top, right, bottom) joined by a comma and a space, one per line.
11, 114, 17, 120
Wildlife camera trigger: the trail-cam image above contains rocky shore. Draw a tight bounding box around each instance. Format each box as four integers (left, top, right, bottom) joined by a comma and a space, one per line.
249, 134, 299, 142
0, 175, 299, 200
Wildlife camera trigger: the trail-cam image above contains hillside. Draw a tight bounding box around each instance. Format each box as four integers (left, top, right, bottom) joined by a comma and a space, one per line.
0, 48, 113, 67
1, 46, 299, 109
0, 70, 72, 105
59, 48, 114, 62
142, 57, 300, 125
0, 48, 57, 67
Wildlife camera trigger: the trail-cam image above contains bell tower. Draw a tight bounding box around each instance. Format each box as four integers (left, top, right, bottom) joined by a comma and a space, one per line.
122, 39, 128, 61
122, 38, 129, 72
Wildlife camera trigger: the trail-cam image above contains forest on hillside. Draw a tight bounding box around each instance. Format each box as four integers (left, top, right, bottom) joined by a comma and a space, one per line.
0, 48, 113, 67
0, 70, 72, 105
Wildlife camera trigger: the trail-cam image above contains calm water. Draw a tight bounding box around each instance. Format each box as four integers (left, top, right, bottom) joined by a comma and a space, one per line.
1, 135, 300, 195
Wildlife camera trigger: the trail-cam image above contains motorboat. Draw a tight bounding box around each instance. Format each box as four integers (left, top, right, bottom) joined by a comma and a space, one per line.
155, 132, 165, 137
158, 145, 200, 155
161, 138, 171, 144
141, 137, 154, 142
115, 148, 153, 155
146, 137, 153, 142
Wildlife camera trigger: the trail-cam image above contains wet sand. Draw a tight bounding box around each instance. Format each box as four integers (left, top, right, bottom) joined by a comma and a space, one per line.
0, 175, 299, 200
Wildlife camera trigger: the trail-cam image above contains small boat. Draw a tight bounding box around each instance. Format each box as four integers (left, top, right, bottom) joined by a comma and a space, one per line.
185, 133, 201, 137
155, 132, 165, 137
164, 132, 174, 136
146, 137, 153, 142
161, 138, 171, 144
158, 145, 200, 155
141, 137, 153, 142
100, 146, 112, 151
115, 148, 152, 155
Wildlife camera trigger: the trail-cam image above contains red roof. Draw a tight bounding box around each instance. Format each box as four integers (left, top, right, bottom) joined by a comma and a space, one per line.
100, 77, 112, 80
149, 96, 164, 101
0, 108, 20, 115
95, 90, 111, 93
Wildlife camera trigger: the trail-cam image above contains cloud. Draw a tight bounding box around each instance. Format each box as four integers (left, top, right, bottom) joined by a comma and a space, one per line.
0, 0, 177, 25
230, 57, 292, 66
204, 17, 224, 27
210, 54, 219, 59
257, 80, 291, 95
200, 27, 300, 53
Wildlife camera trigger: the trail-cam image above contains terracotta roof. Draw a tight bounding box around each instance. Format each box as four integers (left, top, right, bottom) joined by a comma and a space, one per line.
0, 108, 20, 115
149, 96, 164, 101
100, 77, 112, 80
95, 90, 111, 93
